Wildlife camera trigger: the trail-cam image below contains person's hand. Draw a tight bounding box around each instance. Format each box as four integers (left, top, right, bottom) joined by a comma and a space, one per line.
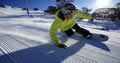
90, 18, 94, 21
56, 43, 67, 48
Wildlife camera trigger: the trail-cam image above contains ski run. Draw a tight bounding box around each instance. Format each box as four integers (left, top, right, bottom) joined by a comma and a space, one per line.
0, 6, 120, 63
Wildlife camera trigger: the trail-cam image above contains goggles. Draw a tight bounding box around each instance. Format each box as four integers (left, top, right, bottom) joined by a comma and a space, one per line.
61, 8, 72, 15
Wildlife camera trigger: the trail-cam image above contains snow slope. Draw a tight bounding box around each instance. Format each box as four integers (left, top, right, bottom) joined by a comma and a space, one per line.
0, 6, 120, 63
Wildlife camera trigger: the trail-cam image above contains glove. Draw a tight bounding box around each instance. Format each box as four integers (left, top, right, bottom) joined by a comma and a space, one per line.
56, 43, 67, 48
90, 18, 94, 21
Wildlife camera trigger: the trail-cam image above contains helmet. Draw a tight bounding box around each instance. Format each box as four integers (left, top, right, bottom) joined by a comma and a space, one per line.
62, 3, 76, 11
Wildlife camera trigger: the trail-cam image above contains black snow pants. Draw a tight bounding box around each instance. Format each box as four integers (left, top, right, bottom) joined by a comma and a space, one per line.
64, 23, 91, 37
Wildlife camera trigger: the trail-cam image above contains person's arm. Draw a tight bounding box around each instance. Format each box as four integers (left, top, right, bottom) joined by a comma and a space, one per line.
73, 10, 93, 20
50, 19, 62, 45
49, 17, 67, 48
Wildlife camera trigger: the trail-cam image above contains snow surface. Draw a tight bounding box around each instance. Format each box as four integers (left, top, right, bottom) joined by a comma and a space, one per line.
0, 6, 120, 63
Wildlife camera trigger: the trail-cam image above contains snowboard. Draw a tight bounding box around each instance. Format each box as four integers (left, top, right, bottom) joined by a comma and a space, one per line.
75, 33, 109, 42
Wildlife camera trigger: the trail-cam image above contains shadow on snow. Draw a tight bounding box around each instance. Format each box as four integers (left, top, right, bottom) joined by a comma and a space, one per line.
0, 33, 110, 63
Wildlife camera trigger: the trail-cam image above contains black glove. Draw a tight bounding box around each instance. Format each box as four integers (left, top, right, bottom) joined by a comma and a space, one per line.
90, 18, 94, 21
56, 43, 67, 48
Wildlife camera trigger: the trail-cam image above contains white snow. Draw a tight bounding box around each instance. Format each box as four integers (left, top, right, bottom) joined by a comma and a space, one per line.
0, 6, 120, 63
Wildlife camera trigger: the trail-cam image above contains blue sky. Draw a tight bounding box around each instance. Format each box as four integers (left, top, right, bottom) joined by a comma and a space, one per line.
0, 0, 120, 11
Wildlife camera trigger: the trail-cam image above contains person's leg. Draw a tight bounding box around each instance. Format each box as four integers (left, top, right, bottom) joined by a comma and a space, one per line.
64, 29, 74, 37
72, 24, 92, 38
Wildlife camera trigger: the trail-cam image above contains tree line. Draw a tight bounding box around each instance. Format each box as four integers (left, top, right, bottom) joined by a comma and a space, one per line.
92, 3, 120, 21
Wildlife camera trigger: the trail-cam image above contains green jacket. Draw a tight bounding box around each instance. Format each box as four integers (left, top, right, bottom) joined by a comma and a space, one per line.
49, 9, 93, 45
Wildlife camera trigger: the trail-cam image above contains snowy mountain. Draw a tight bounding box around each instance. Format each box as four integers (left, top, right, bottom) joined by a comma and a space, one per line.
0, 6, 120, 63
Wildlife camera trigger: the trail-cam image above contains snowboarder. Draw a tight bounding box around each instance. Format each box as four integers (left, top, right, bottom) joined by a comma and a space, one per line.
50, 3, 93, 48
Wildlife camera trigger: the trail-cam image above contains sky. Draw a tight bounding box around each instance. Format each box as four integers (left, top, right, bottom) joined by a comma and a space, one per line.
0, 0, 120, 11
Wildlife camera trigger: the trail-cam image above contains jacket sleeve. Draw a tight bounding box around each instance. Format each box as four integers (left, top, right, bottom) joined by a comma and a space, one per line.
49, 17, 63, 45
73, 10, 93, 20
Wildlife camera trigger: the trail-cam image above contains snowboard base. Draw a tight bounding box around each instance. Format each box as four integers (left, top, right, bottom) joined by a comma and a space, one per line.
89, 33, 109, 41
75, 33, 109, 41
